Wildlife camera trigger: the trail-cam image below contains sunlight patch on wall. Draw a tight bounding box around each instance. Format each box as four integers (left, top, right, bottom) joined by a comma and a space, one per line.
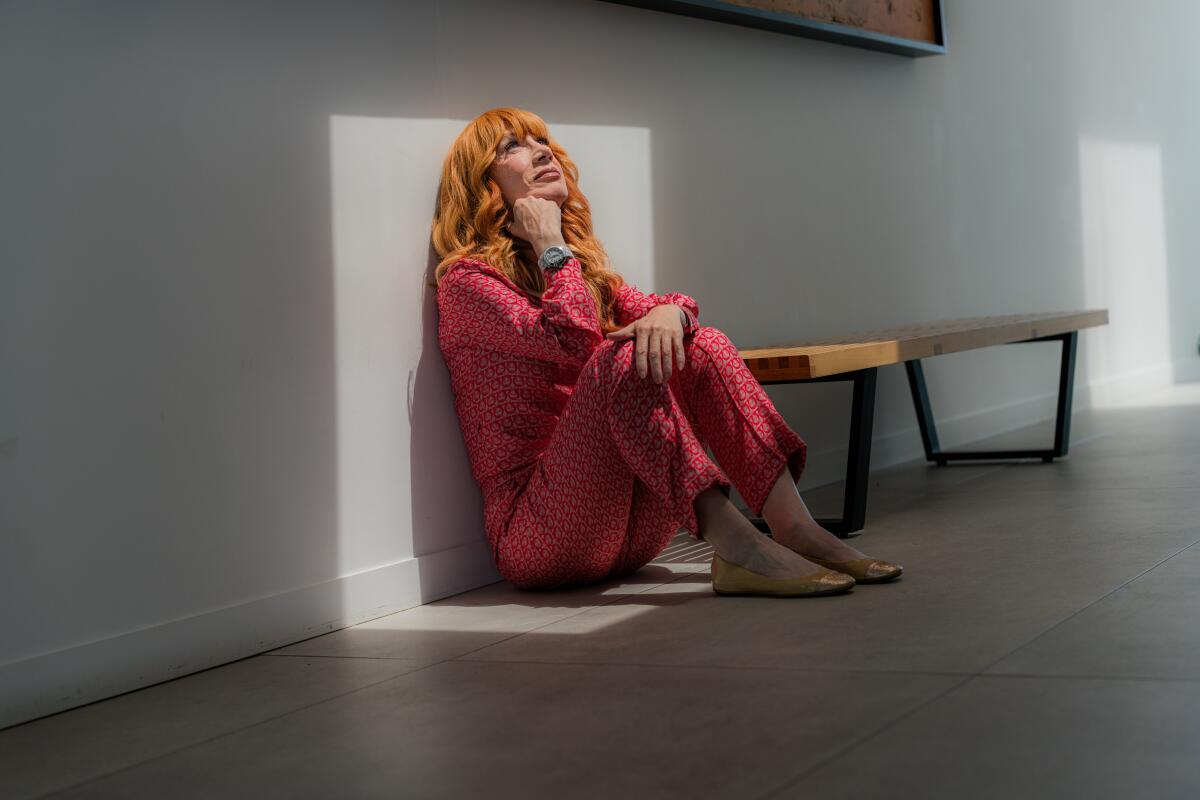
1078, 137, 1171, 406
328, 116, 654, 597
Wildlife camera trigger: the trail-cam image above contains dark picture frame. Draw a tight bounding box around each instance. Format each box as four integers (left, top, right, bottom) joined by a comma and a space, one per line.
602, 0, 947, 57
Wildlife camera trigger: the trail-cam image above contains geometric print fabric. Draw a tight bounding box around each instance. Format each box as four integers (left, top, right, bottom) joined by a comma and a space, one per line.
437, 257, 806, 590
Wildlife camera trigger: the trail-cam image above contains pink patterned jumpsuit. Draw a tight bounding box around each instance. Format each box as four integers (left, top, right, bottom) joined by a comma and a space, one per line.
437, 256, 807, 590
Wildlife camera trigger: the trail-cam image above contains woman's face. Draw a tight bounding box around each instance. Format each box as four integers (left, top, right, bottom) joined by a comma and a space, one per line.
488, 131, 568, 208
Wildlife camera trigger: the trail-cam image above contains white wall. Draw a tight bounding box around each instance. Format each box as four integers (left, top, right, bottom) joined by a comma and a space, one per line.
2, 0, 1197, 727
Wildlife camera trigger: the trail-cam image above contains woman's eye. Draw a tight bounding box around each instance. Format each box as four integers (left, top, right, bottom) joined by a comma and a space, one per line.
500, 137, 546, 154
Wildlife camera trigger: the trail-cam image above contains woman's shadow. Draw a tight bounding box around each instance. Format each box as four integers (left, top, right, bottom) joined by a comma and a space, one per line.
406, 242, 491, 574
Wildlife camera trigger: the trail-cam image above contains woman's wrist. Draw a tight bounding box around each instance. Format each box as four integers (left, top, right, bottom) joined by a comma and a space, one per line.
674, 304, 696, 331
531, 235, 568, 255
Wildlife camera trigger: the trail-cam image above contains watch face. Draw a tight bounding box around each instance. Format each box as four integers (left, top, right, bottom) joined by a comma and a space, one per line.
542, 247, 568, 268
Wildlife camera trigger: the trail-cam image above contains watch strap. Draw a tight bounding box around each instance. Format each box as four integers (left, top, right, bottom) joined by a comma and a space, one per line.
538, 244, 573, 271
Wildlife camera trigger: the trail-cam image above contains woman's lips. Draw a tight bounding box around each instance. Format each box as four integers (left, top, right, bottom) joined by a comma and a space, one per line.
534, 169, 561, 181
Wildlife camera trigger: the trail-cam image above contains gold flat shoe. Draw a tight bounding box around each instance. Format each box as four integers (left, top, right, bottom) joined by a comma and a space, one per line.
711, 553, 855, 597
804, 555, 903, 584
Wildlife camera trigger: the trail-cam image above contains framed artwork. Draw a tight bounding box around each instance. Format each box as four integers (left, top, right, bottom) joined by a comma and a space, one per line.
603, 0, 946, 57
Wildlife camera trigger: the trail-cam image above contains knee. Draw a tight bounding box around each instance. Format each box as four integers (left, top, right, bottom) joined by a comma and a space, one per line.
687, 326, 739, 361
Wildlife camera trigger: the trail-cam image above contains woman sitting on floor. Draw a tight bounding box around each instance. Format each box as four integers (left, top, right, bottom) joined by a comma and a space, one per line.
431, 107, 902, 596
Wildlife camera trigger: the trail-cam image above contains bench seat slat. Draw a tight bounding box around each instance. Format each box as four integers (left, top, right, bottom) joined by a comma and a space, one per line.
739, 310, 1108, 380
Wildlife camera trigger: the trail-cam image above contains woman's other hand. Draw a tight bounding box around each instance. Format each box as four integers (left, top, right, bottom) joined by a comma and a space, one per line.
508, 196, 566, 255
606, 304, 687, 384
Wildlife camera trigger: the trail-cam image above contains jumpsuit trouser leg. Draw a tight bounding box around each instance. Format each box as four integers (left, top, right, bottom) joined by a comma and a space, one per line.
495, 325, 807, 591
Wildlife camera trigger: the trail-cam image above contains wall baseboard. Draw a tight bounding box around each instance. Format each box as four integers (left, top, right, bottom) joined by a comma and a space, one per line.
4, 358, 1193, 731
0, 540, 501, 730
782, 357, 1187, 492
1077, 359, 1183, 408
1172, 358, 1200, 383
790, 387, 1060, 492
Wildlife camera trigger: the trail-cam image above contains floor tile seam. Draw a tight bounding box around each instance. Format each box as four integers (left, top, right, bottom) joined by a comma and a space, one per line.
973, 671, 1200, 684
756, 537, 1200, 798
758, 660, 1200, 798
926, 475, 1200, 491
0, 645, 288, 736
949, 484, 1200, 493
973, 536, 1200, 676
446, 656, 975, 679
261, 653, 426, 662
930, 463, 1018, 490
886, 462, 1045, 477
872, 444, 1060, 481
37, 578, 703, 796
755, 673, 976, 800
36, 658, 453, 800
44, 530, 1191, 797
848, 478, 1200, 504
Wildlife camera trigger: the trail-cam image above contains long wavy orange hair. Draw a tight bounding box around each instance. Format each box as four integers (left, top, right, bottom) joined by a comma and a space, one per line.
430, 107, 626, 334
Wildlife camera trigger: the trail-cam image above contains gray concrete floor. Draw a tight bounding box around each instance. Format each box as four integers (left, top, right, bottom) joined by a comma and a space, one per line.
4, 383, 1200, 799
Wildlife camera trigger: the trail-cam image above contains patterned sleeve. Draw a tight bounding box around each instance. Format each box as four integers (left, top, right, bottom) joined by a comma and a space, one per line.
612, 282, 701, 331
437, 257, 603, 366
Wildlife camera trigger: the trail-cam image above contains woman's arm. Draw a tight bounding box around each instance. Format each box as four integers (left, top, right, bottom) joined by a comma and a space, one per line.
437, 257, 603, 367
613, 282, 700, 331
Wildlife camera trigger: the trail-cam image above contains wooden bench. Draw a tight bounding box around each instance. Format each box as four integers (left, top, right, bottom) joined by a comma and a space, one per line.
738, 310, 1110, 537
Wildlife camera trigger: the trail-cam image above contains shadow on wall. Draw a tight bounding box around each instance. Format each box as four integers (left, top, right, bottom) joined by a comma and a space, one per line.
409, 244, 488, 575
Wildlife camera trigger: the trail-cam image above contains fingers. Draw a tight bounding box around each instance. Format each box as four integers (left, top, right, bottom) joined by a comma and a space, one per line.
505, 216, 524, 242
636, 328, 649, 380
650, 330, 665, 384
606, 325, 634, 340
510, 196, 562, 245
625, 325, 686, 384
508, 198, 534, 241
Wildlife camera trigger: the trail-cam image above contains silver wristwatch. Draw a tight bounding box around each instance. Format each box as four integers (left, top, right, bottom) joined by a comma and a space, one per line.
537, 244, 573, 271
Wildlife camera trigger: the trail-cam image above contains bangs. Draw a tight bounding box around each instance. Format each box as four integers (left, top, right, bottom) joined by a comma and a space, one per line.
475, 108, 552, 155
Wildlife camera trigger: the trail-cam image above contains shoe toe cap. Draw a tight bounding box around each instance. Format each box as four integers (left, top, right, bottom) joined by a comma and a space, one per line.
817, 569, 857, 590
862, 559, 903, 581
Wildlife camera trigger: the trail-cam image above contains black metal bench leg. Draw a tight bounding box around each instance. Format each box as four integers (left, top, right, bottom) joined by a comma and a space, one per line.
748, 367, 877, 539
904, 331, 1079, 464
1053, 331, 1078, 459
836, 367, 878, 535
905, 359, 943, 465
